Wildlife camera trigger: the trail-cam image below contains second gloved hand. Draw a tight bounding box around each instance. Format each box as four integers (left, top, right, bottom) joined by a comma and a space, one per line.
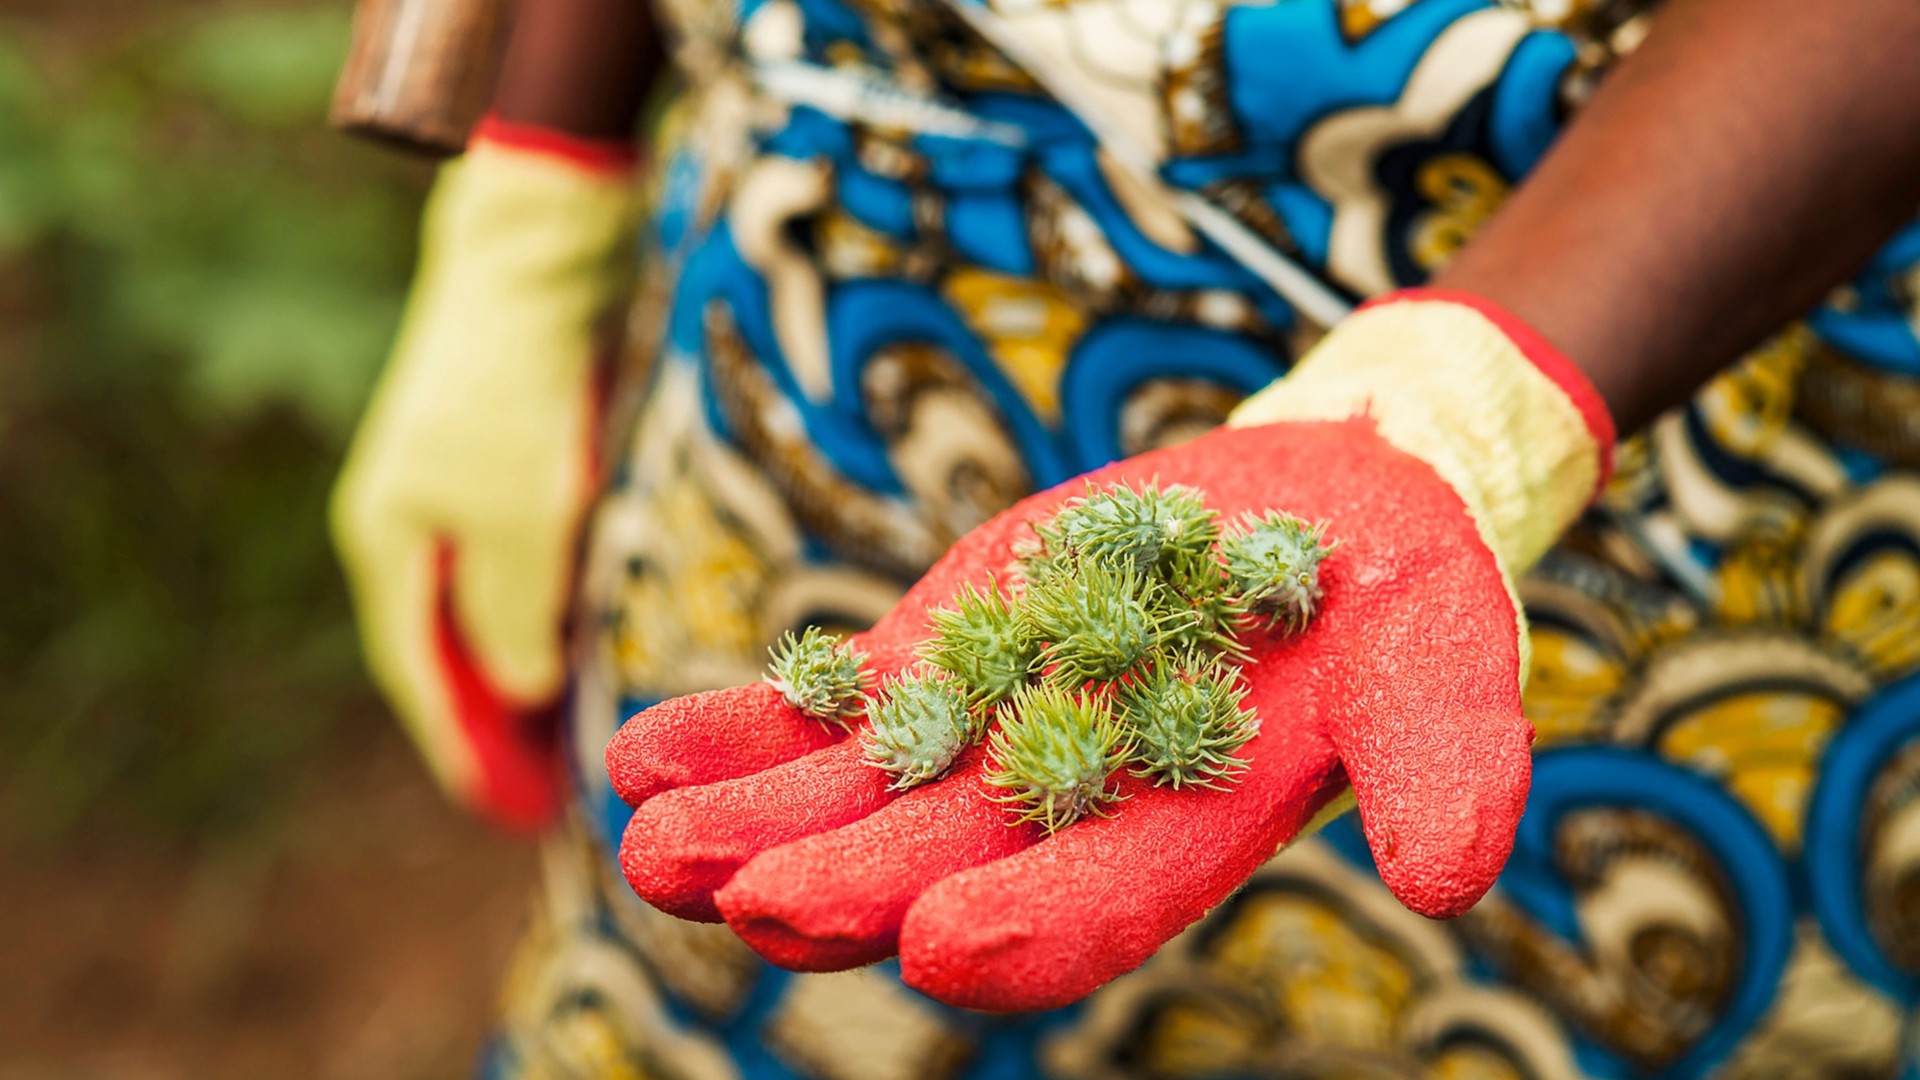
332, 118, 638, 830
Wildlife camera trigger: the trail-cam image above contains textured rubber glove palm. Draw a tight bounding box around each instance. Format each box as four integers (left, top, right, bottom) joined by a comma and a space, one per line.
333, 121, 637, 830
607, 291, 1613, 1010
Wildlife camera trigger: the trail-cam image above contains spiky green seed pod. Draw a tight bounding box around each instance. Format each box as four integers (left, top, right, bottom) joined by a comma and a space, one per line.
986, 683, 1130, 832
919, 579, 1038, 710
1221, 512, 1335, 635
1025, 557, 1190, 686
864, 670, 976, 789
765, 626, 872, 728
1026, 482, 1220, 581
1118, 653, 1257, 789
1154, 549, 1251, 660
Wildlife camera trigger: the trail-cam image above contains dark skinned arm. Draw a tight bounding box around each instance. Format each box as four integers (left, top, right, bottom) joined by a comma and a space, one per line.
1437, 0, 1920, 434
489, 0, 666, 142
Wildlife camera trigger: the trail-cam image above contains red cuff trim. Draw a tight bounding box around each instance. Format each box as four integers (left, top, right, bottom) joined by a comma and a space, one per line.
471, 113, 639, 176
1364, 287, 1617, 501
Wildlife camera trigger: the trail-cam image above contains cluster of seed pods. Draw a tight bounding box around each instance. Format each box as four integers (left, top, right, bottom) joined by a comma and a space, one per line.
763, 482, 1335, 834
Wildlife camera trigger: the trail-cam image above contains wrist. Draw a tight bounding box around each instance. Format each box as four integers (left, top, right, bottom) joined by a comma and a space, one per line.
484, 0, 659, 149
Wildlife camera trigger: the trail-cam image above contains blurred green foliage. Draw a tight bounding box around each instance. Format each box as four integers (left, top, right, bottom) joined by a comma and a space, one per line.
0, 4, 432, 843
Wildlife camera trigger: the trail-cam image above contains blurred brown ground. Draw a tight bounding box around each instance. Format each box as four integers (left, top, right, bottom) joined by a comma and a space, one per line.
0, 723, 538, 1080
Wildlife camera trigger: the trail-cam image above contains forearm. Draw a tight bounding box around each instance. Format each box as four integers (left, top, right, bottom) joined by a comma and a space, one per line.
1436, 0, 1920, 434
490, 0, 665, 141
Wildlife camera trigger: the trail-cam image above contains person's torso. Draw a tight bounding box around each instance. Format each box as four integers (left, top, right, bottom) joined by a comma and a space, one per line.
542, 3, 1920, 1076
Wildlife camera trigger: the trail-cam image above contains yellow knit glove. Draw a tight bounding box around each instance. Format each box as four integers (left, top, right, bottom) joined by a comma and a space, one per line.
332, 120, 639, 829
1230, 288, 1617, 675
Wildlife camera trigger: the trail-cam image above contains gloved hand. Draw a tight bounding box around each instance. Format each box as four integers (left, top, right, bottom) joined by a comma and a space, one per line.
606, 290, 1614, 1010
333, 117, 638, 831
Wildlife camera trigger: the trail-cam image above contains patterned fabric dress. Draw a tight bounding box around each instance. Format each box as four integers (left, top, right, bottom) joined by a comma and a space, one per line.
483, 2, 1920, 1076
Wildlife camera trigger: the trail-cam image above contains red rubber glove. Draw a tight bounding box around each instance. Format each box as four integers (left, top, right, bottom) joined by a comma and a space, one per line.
607, 291, 1614, 1010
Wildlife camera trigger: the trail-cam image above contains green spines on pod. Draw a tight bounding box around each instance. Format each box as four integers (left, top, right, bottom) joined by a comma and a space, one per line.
876, 481, 1337, 830
1118, 653, 1257, 789
765, 626, 871, 728
1221, 511, 1335, 635
1027, 482, 1221, 580
1154, 549, 1251, 660
1025, 557, 1188, 686
986, 683, 1130, 833
864, 670, 977, 790
919, 579, 1038, 710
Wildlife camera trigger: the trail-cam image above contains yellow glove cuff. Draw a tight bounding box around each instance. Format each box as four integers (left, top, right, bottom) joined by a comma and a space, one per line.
1229, 290, 1613, 577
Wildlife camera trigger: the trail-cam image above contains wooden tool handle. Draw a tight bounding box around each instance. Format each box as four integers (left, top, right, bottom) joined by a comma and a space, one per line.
331, 0, 516, 157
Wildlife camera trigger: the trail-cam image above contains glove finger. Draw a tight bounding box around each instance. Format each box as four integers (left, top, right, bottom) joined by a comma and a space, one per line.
897, 724, 1345, 1012
1335, 707, 1533, 918
1318, 527, 1532, 919
332, 485, 563, 828
609, 479, 1086, 811
714, 747, 1035, 971
606, 682, 841, 807
431, 541, 566, 830
330, 480, 457, 772
604, 604, 933, 808
451, 508, 583, 704
618, 736, 893, 922
333, 375, 574, 827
